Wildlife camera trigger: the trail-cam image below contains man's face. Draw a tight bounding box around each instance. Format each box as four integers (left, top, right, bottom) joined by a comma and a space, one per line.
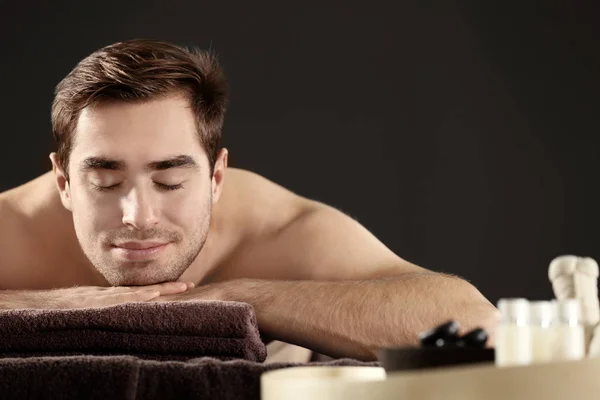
56, 95, 214, 286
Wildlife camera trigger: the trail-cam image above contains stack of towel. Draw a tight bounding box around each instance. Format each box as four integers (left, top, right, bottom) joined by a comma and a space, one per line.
0, 300, 267, 362
0, 355, 377, 399
0, 300, 377, 399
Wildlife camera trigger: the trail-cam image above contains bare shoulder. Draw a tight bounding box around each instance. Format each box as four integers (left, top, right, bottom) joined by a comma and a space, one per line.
0, 172, 90, 289
216, 167, 419, 282
0, 179, 37, 249
216, 167, 314, 237
0, 188, 37, 289
209, 167, 319, 279
213, 167, 408, 282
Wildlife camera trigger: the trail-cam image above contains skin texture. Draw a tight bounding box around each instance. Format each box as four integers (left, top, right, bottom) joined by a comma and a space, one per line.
0, 95, 499, 361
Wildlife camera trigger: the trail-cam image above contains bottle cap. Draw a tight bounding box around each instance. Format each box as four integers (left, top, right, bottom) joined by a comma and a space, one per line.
529, 301, 556, 324
557, 299, 581, 322
497, 298, 529, 322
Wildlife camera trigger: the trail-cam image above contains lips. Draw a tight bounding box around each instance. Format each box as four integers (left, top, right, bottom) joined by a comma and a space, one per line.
114, 241, 168, 250
110, 242, 170, 262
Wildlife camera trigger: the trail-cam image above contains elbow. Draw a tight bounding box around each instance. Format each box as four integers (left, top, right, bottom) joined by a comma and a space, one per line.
456, 280, 500, 347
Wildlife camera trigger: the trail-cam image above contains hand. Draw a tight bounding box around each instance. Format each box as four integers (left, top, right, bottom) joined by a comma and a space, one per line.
38, 281, 196, 309
153, 282, 230, 303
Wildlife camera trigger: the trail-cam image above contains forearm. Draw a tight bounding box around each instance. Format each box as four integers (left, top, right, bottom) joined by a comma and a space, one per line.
232, 272, 498, 361
0, 289, 47, 309
0, 288, 80, 310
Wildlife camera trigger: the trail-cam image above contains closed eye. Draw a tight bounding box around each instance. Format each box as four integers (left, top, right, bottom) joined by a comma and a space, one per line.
92, 183, 121, 192
91, 183, 184, 192
155, 182, 184, 191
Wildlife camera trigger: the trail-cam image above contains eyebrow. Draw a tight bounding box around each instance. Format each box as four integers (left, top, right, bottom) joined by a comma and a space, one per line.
80, 155, 199, 172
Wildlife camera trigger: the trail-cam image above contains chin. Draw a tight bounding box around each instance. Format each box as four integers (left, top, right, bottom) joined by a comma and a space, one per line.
100, 264, 184, 287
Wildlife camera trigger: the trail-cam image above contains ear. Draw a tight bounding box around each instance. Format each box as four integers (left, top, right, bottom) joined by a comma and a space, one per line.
211, 148, 228, 204
49, 152, 73, 212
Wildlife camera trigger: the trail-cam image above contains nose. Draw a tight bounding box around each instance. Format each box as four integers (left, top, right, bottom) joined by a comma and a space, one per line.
121, 187, 159, 230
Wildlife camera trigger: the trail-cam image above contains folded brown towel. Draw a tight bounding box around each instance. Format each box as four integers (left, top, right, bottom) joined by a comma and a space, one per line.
0, 355, 379, 400
0, 300, 267, 362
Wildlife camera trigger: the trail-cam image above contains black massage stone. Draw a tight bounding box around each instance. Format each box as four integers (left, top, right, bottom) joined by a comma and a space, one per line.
378, 321, 494, 372
418, 320, 460, 347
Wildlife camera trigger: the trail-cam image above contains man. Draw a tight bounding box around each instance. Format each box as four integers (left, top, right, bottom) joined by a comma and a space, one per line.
0, 39, 497, 362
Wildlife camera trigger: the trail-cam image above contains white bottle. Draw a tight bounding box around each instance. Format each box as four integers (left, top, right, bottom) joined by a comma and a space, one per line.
529, 301, 556, 364
495, 298, 532, 367
553, 299, 585, 361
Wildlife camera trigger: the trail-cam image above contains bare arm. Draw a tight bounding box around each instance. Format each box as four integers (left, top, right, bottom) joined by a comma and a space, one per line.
230, 205, 498, 360
0, 290, 43, 309
224, 274, 494, 361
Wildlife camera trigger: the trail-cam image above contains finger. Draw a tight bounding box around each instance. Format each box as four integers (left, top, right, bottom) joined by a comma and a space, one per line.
123, 282, 188, 295
150, 282, 189, 295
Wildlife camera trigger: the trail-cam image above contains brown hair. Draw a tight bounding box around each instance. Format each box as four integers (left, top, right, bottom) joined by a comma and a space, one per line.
51, 38, 228, 179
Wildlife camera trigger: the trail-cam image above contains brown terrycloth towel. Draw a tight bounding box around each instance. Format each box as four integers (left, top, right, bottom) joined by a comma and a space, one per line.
0, 355, 380, 400
0, 300, 267, 362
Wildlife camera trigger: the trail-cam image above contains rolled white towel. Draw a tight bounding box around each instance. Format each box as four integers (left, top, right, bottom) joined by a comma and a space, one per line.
548, 255, 600, 354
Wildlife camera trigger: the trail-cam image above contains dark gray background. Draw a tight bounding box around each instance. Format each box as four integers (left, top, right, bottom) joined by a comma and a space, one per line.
1, 1, 598, 305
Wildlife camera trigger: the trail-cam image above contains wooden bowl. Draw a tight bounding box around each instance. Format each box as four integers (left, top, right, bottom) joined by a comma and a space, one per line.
378, 346, 495, 372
